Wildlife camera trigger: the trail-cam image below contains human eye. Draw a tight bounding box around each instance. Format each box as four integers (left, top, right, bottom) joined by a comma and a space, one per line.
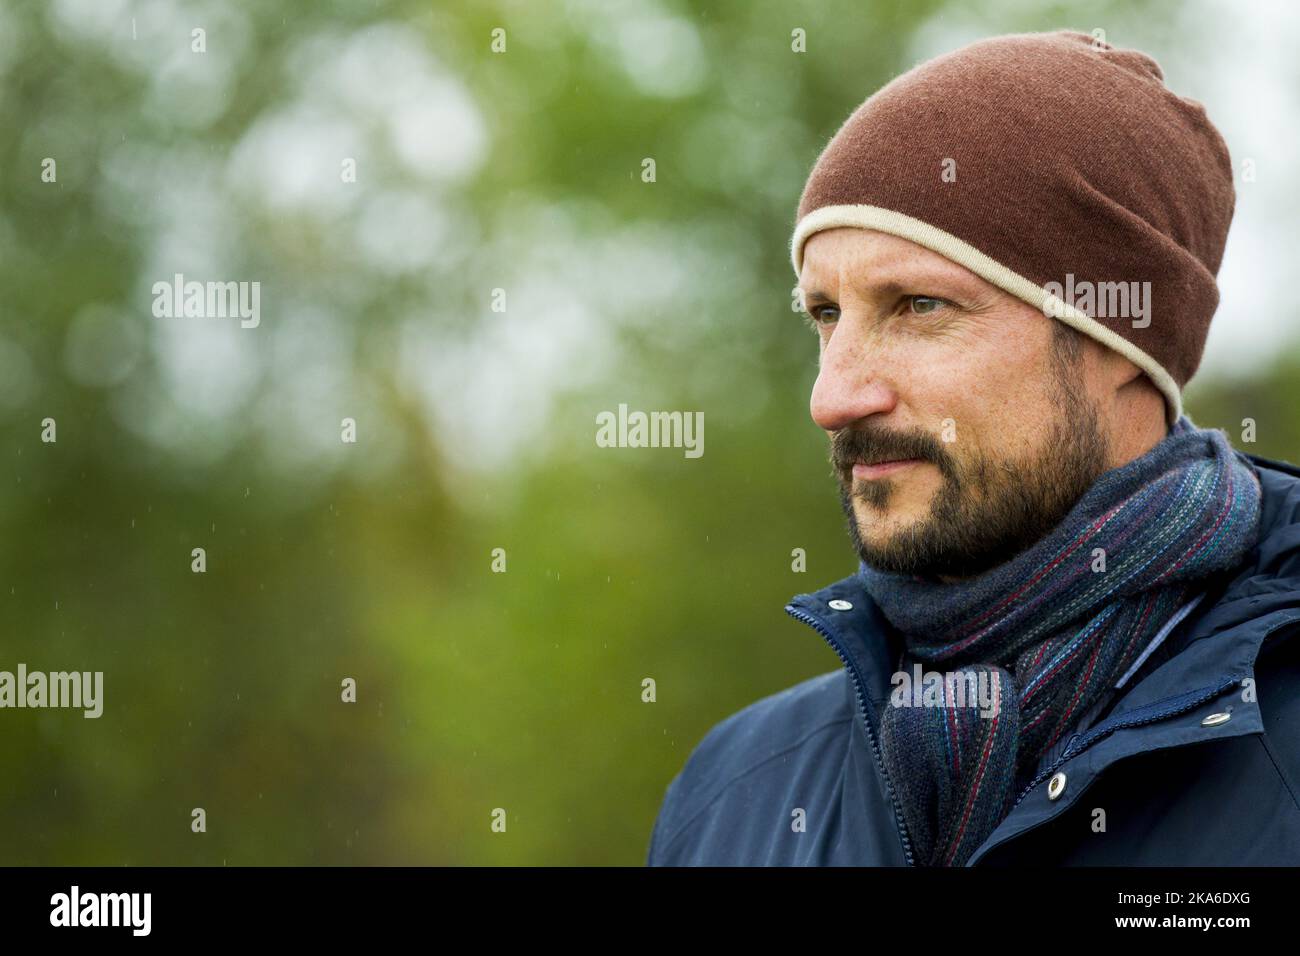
802, 304, 840, 331
907, 295, 950, 315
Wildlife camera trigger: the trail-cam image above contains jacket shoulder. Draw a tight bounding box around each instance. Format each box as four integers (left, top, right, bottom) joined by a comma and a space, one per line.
1252, 453, 1300, 520
1254, 614, 1300, 811
647, 668, 851, 864
1246, 451, 1300, 481
1238, 455, 1300, 597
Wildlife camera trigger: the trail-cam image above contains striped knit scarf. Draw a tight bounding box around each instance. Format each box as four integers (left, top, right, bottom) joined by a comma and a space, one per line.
858, 417, 1262, 867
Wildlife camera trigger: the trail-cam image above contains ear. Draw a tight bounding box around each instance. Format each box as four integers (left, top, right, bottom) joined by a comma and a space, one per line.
1106, 350, 1166, 434
1091, 339, 1146, 390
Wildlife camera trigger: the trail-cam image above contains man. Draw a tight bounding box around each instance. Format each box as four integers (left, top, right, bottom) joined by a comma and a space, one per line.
647, 30, 1300, 866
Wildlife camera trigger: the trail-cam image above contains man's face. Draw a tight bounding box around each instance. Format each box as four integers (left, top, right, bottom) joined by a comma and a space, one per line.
799, 227, 1119, 581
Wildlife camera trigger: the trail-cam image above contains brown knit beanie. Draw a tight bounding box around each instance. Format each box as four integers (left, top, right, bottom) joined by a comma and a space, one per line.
790, 29, 1236, 426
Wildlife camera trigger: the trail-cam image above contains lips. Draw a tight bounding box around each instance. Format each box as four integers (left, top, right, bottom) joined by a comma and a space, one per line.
851, 457, 922, 480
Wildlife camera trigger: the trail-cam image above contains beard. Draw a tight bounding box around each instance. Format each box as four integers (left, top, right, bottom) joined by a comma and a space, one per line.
833, 351, 1112, 580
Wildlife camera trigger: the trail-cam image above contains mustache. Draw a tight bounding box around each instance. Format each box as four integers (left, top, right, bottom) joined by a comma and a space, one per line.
830, 426, 947, 478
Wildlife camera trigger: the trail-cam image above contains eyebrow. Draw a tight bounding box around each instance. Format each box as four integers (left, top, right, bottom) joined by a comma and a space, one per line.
797, 264, 985, 310
799, 281, 910, 308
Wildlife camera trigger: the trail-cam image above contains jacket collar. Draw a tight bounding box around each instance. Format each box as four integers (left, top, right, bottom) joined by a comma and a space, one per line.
786, 452, 1300, 863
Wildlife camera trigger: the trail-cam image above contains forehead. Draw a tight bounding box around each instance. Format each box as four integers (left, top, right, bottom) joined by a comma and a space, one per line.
798, 227, 980, 294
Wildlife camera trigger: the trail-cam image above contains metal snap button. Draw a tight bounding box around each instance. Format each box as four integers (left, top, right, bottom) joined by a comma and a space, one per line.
828, 599, 853, 611
1201, 712, 1231, 727
1047, 771, 1067, 801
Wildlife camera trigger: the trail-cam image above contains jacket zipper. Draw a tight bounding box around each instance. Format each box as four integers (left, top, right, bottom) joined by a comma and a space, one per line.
786, 604, 917, 866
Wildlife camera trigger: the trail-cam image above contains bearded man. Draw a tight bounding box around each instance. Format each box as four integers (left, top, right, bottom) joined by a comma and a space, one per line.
648, 30, 1300, 866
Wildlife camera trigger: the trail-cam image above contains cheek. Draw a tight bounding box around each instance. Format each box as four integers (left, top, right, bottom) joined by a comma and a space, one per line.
891, 340, 987, 412
901, 337, 1052, 444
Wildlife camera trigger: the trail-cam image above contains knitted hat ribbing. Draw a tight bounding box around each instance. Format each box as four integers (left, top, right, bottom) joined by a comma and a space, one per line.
790, 30, 1236, 425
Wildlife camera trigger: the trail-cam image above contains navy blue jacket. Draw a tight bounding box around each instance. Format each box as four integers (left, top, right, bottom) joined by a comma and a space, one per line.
647, 453, 1300, 865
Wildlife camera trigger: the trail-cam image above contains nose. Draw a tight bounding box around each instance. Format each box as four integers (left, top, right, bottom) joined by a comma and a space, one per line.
809, 326, 898, 433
